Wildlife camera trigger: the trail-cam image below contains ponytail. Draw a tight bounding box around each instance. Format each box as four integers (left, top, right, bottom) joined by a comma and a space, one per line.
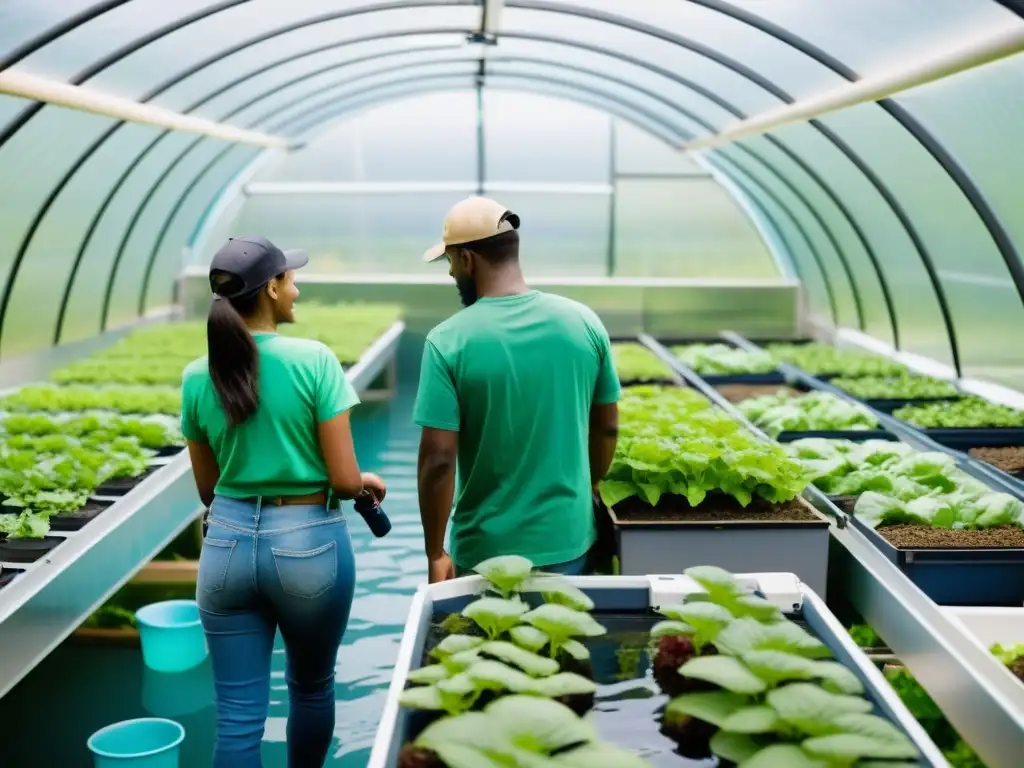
207, 294, 260, 426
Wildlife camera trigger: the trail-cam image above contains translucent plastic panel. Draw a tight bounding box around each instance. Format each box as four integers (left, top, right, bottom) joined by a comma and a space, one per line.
501, 8, 784, 116
768, 121, 950, 362
254, 91, 478, 184
615, 121, 707, 177
708, 154, 831, 324
614, 178, 778, 279
144, 145, 264, 313
484, 92, 611, 183
734, 0, 1015, 75
60, 131, 201, 344
0, 94, 32, 146
896, 54, 1024, 386
240, 62, 480, 142
541, 0, 847, 97
105, 138, 236, 330
739, 134, 893, 345
176, 34, 469, 120
1, 121, 166, 356
486, 60, 692, 144
485, 35, 738, 128
819, 101, 1024, 381
12, 0, 211, 85
717, 144, 856, 328
230, 191, 470, 275
0, 105, 117, 357
86, 2, 479, 101
0, 0, 95, 63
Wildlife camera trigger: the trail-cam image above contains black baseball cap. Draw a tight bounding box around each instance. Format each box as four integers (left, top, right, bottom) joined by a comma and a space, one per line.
209, 236, 309, 298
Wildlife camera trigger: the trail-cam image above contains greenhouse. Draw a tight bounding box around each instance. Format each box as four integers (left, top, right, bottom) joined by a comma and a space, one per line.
0, 1, 1023, 766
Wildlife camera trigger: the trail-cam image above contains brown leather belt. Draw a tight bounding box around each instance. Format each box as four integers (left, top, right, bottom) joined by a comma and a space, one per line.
242, 492, 329, 507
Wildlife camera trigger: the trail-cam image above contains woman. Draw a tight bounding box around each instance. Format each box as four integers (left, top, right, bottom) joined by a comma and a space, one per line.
181, 236, 385, 767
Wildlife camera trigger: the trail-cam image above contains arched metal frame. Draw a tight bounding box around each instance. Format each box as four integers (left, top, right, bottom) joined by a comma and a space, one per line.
0, 1, 1019, 373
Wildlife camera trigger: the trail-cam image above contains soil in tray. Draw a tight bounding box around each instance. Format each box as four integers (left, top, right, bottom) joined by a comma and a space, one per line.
0, 535, 64, 563
48, 500, 113, 531
968, 446, 1024, 478
879, 524, 1024, 549
714, 383, 800, 404
613, 494, 819, 523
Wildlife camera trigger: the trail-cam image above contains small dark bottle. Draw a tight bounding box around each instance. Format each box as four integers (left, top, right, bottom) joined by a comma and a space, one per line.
354, 491, 392, 538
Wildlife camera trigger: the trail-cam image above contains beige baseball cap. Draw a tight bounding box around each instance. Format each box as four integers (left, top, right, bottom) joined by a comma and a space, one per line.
422, 196, 521, 263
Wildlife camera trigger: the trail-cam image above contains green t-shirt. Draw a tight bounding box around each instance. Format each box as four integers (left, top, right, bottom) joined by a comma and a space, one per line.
181, 333, 360, 499
413, 290, 621, 570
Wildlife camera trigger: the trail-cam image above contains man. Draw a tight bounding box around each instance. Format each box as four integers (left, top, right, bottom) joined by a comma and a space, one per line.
413, 196, 621, 583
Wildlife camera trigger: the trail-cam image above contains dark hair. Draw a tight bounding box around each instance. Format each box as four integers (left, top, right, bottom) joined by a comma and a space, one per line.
206, 273, 282, 426
464, 229, 519, 263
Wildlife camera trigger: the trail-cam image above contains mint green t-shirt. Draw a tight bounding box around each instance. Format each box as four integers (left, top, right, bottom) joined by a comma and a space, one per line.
181, 333, 360, 499
413, 291, 621, 570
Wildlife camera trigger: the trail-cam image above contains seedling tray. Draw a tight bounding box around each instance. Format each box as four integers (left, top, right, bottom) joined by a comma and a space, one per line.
153, 445, 185, 458
609, 495, 830, 597
619, 377, 679, 388
48, 499, 115, 532
908, 426, 1024, 450
776, 429, 895, 443
0, 535, 64, 563
849, 515, 1024, 607
94, 466, 159, 496
864, 396, 963, 414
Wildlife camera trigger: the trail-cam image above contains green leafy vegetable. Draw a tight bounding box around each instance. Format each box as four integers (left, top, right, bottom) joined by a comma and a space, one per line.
832, 375, 960, 401
611, 343, 672, 382
738, 391, 879, 437
767, 343, 909, 378
672, 344, 776, 375
894, 396, 1024, 429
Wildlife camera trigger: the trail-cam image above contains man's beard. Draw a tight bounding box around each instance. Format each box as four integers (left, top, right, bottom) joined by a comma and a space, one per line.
455, 277, 478, 307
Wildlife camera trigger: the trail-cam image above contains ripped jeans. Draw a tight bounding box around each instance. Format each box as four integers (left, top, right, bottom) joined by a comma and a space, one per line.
197, 496, 357, 768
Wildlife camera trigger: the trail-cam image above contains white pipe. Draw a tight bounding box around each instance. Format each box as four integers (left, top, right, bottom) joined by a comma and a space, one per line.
682, 24, 1024, 153
0, 69, 290, 149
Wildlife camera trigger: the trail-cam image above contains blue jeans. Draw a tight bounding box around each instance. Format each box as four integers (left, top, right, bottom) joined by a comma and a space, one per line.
455, 551, 590, 578
198, 496, 356, 768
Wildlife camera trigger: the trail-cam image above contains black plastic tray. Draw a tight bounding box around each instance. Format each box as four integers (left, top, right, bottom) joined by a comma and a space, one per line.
906, 426, 1024, 450
699, 371, 787, 386
0, 535, 64, 564
95, 467, 158, 496
849, 515, 1024, 606
153, 445, 185, 458
49, 499, 114, 532
0, 566, 23, 588
863, 396, 964, 414
776, 429, 896, 443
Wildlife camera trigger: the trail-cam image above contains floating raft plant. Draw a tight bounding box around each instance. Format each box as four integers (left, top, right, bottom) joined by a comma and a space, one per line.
396, 555, 649, 767
652, 566, 922, 767
737, 391, 881, 440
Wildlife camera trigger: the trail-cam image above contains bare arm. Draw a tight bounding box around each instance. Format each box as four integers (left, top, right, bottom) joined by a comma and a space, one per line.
589, 402, 619, 489
186, 439, 221, 508
318, 412, 365, 499
418, 427, 458, 559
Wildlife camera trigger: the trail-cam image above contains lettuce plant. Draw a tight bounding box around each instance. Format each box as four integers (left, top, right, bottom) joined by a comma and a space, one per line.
673, 344, 776, 376
611, 343, 672, 382
767, 343, 908, 378
831, 375, 960, 401
0, 385, 182, 416
600, 386, 809, 508
0, 511, 50, 540
398, 696, 652, 768
894, 397, 1024, 429
657, 566, 920, 766
738, 392, 879, 437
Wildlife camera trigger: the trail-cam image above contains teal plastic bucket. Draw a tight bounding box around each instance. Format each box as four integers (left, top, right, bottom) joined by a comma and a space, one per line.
88, 718, 185, 768
135, 600, 207, 674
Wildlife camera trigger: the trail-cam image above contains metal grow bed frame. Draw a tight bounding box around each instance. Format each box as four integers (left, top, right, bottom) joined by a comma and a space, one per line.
0, 320, 405, 699
636, 332, 1024, 768
367, 571, 948, 768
